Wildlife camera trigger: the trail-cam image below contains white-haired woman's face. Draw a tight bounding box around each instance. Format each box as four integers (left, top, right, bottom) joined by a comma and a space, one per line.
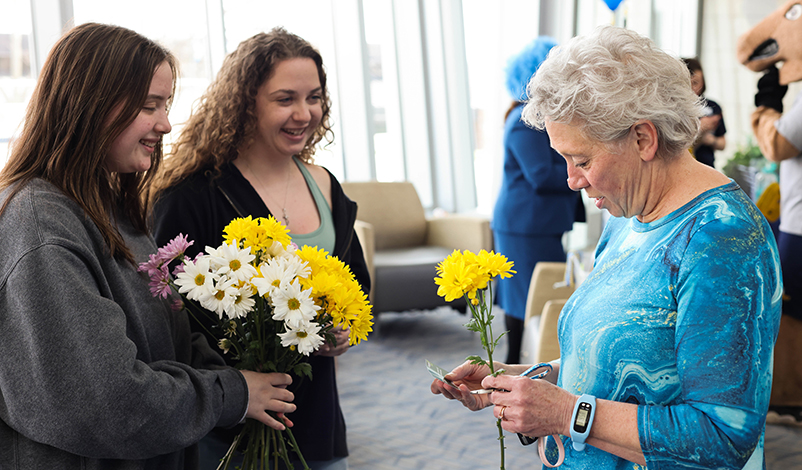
546, 120, 648, 219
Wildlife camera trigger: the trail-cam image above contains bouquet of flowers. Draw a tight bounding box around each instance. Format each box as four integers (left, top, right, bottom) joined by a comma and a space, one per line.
434, 249, 515, 469
139, 215, 373, 470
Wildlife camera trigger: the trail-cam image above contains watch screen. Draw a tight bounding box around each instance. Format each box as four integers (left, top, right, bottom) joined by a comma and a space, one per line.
573, 403, 592, 433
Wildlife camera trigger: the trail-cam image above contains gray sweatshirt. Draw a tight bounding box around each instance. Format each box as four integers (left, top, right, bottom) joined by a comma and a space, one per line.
0, 179, 247, 469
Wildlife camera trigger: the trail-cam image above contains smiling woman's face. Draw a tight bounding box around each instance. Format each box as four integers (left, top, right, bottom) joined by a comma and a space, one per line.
105, 61, 173, 173
250, 57, 323, 159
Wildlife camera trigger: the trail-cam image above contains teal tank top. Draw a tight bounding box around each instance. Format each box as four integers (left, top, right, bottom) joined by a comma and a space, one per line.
289, 156, 336, 253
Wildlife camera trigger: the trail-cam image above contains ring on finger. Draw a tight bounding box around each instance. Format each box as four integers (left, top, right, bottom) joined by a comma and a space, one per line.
500, 405, 508, 421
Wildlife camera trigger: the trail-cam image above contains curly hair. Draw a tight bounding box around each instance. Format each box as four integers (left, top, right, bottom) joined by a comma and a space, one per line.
151, 27, 333, 201
523, 26, 704, 160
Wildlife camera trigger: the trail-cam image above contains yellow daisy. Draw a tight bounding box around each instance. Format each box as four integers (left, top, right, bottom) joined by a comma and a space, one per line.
475, 249, 516, 279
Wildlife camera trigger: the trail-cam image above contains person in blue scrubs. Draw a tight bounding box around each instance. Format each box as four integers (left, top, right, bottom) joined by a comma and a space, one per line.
493, 37, 584, 363
431, 26, 781, 469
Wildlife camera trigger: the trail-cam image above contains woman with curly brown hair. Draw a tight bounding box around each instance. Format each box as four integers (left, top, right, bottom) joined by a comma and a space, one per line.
150, 27, 369, 470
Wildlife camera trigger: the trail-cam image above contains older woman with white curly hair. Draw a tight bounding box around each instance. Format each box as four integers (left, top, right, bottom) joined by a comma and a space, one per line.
431, 26, 781, 469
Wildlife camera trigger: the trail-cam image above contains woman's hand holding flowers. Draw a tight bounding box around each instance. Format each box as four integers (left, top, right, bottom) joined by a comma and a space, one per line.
315, 324, 351, 357
241, 370, 296, 430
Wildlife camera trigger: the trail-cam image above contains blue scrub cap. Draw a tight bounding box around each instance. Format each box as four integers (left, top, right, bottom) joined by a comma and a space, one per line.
504, 36, 559, 101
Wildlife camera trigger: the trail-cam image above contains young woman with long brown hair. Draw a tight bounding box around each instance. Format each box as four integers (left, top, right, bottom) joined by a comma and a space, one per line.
0, 23, 294, 469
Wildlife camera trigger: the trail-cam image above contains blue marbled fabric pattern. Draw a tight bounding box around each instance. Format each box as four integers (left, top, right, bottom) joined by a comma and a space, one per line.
555, 182, 782, 470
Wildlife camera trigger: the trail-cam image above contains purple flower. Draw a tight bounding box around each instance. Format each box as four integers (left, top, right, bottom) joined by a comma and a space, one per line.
170, 298, 185, 312
138, 252, 163, 276
158, 234, 194, 261
137, 234, 195, 282
172, 260, 187, 277
148, 264, 173, 299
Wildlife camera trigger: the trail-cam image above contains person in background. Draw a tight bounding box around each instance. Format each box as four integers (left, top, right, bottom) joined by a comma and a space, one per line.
149, 27, 369, 470
432, 26, 781, 469
492, 36, 584, 364
0, 22, 295, 469
683, 57, 726, 168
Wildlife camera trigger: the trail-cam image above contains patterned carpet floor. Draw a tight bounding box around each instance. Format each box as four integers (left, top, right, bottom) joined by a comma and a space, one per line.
337, 308, 802, 470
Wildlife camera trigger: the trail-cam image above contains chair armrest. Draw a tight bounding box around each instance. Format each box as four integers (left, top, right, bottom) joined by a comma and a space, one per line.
353, 219, 376, 302
425, 215, 493, 253
535, 299, 566, 363
524, 262, 575, 324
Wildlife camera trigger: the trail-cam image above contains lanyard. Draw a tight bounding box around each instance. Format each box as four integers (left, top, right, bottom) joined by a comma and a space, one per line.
520, 363, 565, 468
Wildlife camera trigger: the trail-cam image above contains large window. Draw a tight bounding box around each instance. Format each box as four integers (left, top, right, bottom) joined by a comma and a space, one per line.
0, 0, 34, 167
461, 0, 700, 249
72, 0, 219, 153
3, 0, 701, 220
362, 0, 404, 184
221, 0, 345, 178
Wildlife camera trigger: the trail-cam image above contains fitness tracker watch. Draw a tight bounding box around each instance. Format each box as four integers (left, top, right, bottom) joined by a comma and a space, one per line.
570, 394, 596, 451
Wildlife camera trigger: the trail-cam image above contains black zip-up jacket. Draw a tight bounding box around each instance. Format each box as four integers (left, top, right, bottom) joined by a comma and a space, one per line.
152, 162, 370, 463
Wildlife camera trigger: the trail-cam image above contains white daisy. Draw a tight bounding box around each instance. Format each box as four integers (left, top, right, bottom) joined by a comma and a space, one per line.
252, 258, 296, 297
281, 255, 311, 280
228, 283, 256, 318
279, 321, 324, 356
198, 275, 239, 319
174, 256, 214, 301
270, 279, 320, 329
262, 240, 289, 260
209, 240, 258, 283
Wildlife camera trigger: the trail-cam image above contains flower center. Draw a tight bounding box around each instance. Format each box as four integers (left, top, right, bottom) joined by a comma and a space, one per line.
272, 279, 281, 288
287, 298, 301, 310
215, 290, 226, 300
297, 331, 308, 339
230, 259, 241, 271
194, 273, 205, 286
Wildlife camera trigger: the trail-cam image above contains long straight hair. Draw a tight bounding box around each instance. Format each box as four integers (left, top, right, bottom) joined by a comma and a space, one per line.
0, 23, 176, 263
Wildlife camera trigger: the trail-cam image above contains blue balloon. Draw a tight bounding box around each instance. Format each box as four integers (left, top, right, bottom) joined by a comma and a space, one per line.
604, 0, 624, 11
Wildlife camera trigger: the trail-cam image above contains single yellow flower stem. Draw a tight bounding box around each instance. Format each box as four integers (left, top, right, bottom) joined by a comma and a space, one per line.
464, 286, 505, 469
497, 418, 506, 470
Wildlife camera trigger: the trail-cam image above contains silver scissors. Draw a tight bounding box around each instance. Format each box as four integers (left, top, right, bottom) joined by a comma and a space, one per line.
470, 362, 553, 394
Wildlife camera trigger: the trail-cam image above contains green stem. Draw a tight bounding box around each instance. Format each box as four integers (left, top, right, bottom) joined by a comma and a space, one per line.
497, 418, 506, 470
216, 429, 243, 470
285, 425, 310, 470
271, 427, 279, 470
484, 288, 497, 376
275, 424, 294, 470
464, 288, 504, 469
486, 289, 503, 469
259, 426, 268, 470
177, 293, 221, 343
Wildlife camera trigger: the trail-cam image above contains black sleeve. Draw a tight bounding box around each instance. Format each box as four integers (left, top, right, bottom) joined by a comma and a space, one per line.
328, 173, 371, 296
151, 175, 226, 259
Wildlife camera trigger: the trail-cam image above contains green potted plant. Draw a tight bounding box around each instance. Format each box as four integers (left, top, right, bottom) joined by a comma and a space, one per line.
722, 139, 777, 200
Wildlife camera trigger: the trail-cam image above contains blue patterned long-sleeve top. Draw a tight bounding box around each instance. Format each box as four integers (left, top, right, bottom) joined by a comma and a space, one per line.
554, 182, 782, 470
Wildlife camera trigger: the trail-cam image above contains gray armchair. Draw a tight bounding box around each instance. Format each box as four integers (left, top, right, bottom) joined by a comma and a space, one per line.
342, 181, 492, 314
